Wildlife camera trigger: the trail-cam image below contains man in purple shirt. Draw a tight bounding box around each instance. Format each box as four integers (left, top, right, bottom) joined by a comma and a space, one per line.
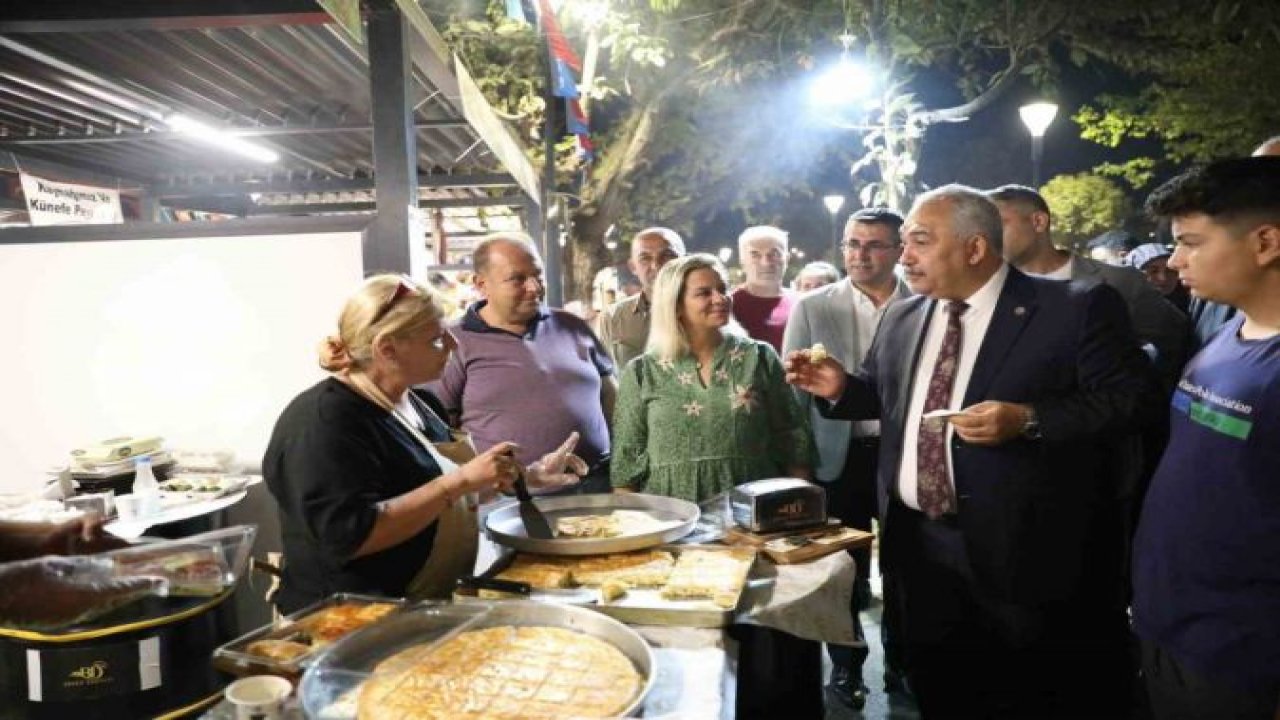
433, 233, 616, 494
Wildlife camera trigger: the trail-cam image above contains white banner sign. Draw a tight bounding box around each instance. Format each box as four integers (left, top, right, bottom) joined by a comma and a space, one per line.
19, 173, 123, 226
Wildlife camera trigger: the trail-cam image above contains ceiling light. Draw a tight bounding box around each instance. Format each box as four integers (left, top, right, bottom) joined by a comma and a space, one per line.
165, 114, 279, 163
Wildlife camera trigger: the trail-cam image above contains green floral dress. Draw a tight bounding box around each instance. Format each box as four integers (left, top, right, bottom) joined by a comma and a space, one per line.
611, 333, 816, 502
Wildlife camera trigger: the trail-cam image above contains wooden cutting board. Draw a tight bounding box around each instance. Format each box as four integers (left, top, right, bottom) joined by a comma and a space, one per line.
723, 521, 874, 564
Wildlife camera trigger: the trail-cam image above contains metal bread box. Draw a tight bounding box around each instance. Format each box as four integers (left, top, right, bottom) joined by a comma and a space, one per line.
731, 478, 828, 533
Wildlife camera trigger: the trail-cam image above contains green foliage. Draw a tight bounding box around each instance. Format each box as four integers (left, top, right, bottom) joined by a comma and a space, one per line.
435, 0, 1280, 296
1092, 158, 1158, 190
1040, 173, 1134, 252
1072, 2, 1280, 170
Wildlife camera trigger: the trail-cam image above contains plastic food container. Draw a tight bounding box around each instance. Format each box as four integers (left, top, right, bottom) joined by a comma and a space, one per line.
170, 448, 236, 473
298, 601, 655, 720
213, 594, 407, 680
106, 525, 256, 597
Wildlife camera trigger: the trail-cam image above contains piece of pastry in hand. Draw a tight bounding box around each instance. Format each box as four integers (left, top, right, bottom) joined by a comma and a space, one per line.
808, 343, 829, 364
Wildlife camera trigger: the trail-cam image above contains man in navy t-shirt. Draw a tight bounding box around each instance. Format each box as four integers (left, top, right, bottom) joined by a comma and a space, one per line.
1133, 156, 1280, 720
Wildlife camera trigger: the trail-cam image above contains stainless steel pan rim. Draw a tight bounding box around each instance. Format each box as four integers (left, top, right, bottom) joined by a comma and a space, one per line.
483, 493, 700, 555
299, 601, 656, 719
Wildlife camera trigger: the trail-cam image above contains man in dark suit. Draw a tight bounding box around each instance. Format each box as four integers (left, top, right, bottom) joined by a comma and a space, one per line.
987, 184, 1190, 390
786, 185, 1160, 718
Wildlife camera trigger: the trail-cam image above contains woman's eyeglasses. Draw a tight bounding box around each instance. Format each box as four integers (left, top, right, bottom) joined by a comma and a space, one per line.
370, 274, 418, 326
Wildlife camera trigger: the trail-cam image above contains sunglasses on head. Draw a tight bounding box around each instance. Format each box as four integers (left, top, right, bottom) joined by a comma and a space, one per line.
370, 274, 418, 326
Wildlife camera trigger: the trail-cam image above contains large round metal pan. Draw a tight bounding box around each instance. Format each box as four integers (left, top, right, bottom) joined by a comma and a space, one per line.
484, 492, 699, 555
300, 601, 655, 719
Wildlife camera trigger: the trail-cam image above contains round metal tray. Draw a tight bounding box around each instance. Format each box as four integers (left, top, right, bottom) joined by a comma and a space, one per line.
484, 493, 699, 556
300, 602, 655, 719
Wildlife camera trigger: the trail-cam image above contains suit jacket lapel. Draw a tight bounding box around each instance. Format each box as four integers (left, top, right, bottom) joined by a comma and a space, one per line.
894, 298, 933, 422
822, 281, 856, 365
965, 268, 1038, 404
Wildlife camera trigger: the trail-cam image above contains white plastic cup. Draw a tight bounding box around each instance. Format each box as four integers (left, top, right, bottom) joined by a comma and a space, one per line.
115, 495, 143, 522
224, 675, 292, 720
115, 493, 160, 522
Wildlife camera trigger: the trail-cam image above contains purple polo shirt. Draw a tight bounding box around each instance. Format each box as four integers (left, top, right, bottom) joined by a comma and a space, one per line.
430, 302, 613, 468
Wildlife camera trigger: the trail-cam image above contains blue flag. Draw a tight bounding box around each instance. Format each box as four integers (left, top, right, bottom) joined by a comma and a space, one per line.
551, 58, 580, 99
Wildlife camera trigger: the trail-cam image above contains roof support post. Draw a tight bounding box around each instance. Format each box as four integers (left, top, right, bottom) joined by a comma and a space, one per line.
538, 66, 563, 306
366, 0, 418, 274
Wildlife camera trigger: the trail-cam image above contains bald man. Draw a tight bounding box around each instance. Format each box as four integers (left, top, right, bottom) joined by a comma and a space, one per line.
434, 233, 617, 494
1254, 135, 1280, 157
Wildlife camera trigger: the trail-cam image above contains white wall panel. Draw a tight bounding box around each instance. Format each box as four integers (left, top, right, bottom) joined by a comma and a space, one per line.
0, 230, 363, 496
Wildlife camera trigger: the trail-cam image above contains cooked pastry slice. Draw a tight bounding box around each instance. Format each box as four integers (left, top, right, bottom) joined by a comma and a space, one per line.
305, 602, 398, 644
494, 554, 574, 589
554, 510, 673, 539
600, 579, 628, 603
569, 550, 676, 588
245, 638, 311, 662
660, 549, 754, 609
555, 513, 622, 538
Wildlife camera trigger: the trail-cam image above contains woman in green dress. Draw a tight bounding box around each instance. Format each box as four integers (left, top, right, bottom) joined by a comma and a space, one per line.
611, 253, 815, 502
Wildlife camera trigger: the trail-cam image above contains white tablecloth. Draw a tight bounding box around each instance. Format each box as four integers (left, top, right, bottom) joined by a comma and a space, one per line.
740, 550, 860, 646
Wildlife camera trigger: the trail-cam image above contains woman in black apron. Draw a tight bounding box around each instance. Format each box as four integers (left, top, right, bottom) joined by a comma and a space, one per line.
262, 274, 584, 613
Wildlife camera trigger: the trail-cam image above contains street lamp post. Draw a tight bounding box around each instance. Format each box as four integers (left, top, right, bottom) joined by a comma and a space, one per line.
1019, 101, 1058, 187
823, 194, 845, 260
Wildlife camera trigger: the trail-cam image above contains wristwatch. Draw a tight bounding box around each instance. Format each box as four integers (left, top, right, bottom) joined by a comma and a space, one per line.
1021, 406, 1042, 440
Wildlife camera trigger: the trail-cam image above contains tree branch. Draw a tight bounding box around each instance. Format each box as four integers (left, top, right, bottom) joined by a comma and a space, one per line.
912, 7, 1067, 126
912, 50, 1026, 125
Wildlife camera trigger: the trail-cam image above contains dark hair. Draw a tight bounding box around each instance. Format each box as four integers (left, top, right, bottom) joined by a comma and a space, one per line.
845, 206, 905, 236
1145, 157, 1280, 223
986, 184, 1051, 215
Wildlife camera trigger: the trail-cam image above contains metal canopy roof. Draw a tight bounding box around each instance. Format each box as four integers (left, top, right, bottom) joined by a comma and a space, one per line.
0, 2, 533, 217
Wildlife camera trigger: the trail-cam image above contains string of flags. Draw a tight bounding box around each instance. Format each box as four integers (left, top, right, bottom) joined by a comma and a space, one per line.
506, 0, 594, 162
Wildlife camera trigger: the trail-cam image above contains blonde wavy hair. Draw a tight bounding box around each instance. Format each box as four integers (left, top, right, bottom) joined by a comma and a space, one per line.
318, 274, 445, 372
646, 254, 743, 362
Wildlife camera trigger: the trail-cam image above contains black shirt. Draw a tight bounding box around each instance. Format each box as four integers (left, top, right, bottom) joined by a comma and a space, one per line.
262, 378, 450, 613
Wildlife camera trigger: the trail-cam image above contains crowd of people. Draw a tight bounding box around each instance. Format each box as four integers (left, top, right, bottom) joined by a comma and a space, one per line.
258, 149, 1276, 719
6, 144, 1272, 720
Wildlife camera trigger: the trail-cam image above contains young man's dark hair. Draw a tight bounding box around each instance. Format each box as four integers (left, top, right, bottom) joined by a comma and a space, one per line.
986, 184, 1052, 214
1145, 156, 1280, 223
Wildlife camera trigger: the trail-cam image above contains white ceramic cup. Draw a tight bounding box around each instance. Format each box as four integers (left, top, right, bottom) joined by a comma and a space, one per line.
224, 675, 292, 720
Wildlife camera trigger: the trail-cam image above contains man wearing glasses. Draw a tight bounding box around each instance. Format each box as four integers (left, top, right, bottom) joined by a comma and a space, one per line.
596, 227, 685, 370
782, 207, 912, 710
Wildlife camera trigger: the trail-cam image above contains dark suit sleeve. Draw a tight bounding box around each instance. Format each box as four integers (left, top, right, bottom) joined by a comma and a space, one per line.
1110, 266, 1191, 387
1034, 283, 1162, 442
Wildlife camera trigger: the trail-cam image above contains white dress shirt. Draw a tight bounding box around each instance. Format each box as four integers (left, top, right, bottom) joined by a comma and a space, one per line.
850, 282, 892, 438
898, 264, 1009, 510
1025, 255, 1073, 281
